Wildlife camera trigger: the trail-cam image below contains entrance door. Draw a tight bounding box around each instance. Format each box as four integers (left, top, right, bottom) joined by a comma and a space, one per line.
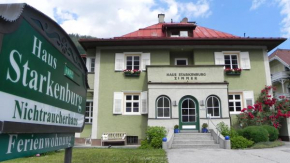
179, 96, 199, 130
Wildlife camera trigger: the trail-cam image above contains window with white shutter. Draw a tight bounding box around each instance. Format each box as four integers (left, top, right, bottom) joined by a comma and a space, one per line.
240, 52, 251, 69
113, 92, 123, 114
243, 91, 254, 108
141, 91, 148, 114
141, 53, 150, 71
214, 52, 225, 65
115, 53, 124, 71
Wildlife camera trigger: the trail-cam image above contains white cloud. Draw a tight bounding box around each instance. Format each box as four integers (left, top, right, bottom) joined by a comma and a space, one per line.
278, 0, 290, 37
0, 0, 211, 37
250, 0, 266, 10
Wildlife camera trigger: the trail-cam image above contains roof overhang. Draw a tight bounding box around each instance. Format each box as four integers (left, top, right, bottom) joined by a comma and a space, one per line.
79, 37, 287, 52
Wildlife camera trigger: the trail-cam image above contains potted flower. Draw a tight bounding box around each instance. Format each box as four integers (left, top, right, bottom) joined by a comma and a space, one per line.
202, 123, 208, 133
224, 68, 242, 75
174, 125, 179, 133
123, 69, 141, 77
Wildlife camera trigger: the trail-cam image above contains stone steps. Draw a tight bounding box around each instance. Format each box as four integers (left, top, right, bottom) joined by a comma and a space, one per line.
171, 133, 218, 149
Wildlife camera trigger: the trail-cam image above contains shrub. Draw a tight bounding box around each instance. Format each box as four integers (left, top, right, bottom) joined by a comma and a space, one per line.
216, 122, 230, 137
139, 126, 166, 149
231, 136, 254, 149
242, 126, 269, 143
261, 125, 279, 141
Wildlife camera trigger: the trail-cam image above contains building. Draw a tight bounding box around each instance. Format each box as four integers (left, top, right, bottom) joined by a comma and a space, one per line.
269, 49, 290, 141
269, 49, 290, 99
76, 14, 286, 146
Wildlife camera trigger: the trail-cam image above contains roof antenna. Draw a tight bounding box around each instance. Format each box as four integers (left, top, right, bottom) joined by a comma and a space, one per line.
171, 19, 173, 23
244, 33, 246, 37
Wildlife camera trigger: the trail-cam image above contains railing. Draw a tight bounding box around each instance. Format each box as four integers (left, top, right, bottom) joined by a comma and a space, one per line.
275, 93, 290, 99
271, 71, 290, 82
208, 118, 222, 144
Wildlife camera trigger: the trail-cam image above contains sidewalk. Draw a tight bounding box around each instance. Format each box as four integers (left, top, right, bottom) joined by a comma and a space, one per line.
166, 142, 290, 163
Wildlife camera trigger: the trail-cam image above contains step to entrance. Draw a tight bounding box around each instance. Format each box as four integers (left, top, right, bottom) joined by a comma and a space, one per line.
171, 133, 219, 149
179, 130, 199, 133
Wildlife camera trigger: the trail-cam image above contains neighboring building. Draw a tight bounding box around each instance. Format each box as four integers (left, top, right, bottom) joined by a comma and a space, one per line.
77, 14, 286, 146
269, 49, 290, 99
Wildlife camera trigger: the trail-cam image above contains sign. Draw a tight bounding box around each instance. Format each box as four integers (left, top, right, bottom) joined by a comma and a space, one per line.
0, 4, 88, 134
0, 133, 74, 161
147, 66, 225, 83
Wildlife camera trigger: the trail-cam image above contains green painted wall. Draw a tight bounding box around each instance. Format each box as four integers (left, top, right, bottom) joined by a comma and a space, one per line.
170, 51, 193, 65
88, 74, 95, 89
270, 60, 285, 74
194, 49, 215, 65
97, 49, 170, 139
80, 124, 92, 138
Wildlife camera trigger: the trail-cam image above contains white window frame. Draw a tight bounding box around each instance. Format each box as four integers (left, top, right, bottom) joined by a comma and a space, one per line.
125, 54, 140, 70
85, 100, 93, 123
123, 93, 141, 115
175, 58, 188, 65
206, 96, 221, 118
229, 93, 243, 114
224, 54, 239, 69
156, 96, 171, 118
180, 31, 188, 37
86, 57, 95, 72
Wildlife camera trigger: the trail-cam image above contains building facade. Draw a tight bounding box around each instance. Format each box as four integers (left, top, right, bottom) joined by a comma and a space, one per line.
77, 14, 286, 145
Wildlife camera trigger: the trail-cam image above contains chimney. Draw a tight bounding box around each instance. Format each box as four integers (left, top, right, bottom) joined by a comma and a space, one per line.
180, 17, 188, 23
158, 14, 165, 23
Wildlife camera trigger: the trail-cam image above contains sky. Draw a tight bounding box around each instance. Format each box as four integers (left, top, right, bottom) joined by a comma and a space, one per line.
1, 0, 289, 54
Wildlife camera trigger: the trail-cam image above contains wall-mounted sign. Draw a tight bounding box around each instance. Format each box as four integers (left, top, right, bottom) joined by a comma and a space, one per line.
147, 66, 224, 83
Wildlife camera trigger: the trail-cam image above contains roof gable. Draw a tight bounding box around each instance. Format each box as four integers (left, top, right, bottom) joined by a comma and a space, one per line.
269, 49, 290, 66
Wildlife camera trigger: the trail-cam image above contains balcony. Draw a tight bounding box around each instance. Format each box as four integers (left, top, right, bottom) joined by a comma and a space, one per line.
271, 71, 290, 83
147, 65, 225, 83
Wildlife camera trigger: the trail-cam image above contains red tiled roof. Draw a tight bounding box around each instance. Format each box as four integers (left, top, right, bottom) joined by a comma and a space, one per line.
120, 23, 240, 39
269, 49, 290, 65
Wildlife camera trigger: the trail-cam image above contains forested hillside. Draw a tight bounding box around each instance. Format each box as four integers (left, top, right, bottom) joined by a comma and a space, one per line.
69, 34, 96, 55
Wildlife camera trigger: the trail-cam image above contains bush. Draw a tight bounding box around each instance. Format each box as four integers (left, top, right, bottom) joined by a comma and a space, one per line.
216, 122, 230, 137
139, 126, 166, 149
231, 136, 254, 149
261, 125, 279, 141
242, 126, 269, 143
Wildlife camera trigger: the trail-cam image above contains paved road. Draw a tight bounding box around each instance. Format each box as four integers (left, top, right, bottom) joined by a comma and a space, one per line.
167, 142, 290, 163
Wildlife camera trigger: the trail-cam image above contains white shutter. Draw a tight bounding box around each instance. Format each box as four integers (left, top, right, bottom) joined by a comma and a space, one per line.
214, 52, 225, 65
243, 91, 254, 108
141, 91, 148, 114
115, 53, 124, 71
141, 53, 150, 71
113, 92, 123, 114
240, 52, 251, 69
86, 58, 91, 72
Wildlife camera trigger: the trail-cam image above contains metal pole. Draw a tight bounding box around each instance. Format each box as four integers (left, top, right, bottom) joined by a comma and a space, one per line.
64, 147, 72, 163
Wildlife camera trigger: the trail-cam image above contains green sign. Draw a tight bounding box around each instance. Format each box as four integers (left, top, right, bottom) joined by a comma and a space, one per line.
0, 4, 87, 134
0, 133, 75, 162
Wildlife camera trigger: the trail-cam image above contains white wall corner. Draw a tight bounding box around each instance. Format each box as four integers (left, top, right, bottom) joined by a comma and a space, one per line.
263, 48, 272, 86
91, 48, 101, 139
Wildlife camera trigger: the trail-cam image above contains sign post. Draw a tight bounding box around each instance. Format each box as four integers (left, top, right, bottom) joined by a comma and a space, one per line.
0, 3, 88, 162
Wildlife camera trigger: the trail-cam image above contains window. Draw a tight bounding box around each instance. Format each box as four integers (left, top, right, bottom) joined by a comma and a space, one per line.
85, 101, 93, 123
90, 58, 95, 72
86, 58, 95, 72
224, 54, 238, 69
175, 58, 188, 65
127, 136, 138, 145
125, 94, 140, 114
206, 96, 221, 118
126, 55, 140, 70
156, 96, 171, 118
180, 31, 188, 37
229, 94, 242, 114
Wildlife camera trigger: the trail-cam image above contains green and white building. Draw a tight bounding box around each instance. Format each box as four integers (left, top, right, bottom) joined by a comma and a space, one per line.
76, 14, 286, 145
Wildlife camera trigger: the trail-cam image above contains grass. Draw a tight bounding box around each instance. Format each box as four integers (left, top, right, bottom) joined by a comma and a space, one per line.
3, 148, 168, 163
251, 140, 284, 149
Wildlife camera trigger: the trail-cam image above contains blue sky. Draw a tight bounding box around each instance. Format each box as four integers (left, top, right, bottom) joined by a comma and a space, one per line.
1, 0, 289, 53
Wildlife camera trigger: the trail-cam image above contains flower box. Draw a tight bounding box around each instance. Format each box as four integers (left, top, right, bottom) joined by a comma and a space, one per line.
224, 68, 242, 75
123, 69, 141, 77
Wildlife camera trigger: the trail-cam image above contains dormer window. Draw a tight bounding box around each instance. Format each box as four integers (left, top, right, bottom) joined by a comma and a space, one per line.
180, 31, 188, 37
